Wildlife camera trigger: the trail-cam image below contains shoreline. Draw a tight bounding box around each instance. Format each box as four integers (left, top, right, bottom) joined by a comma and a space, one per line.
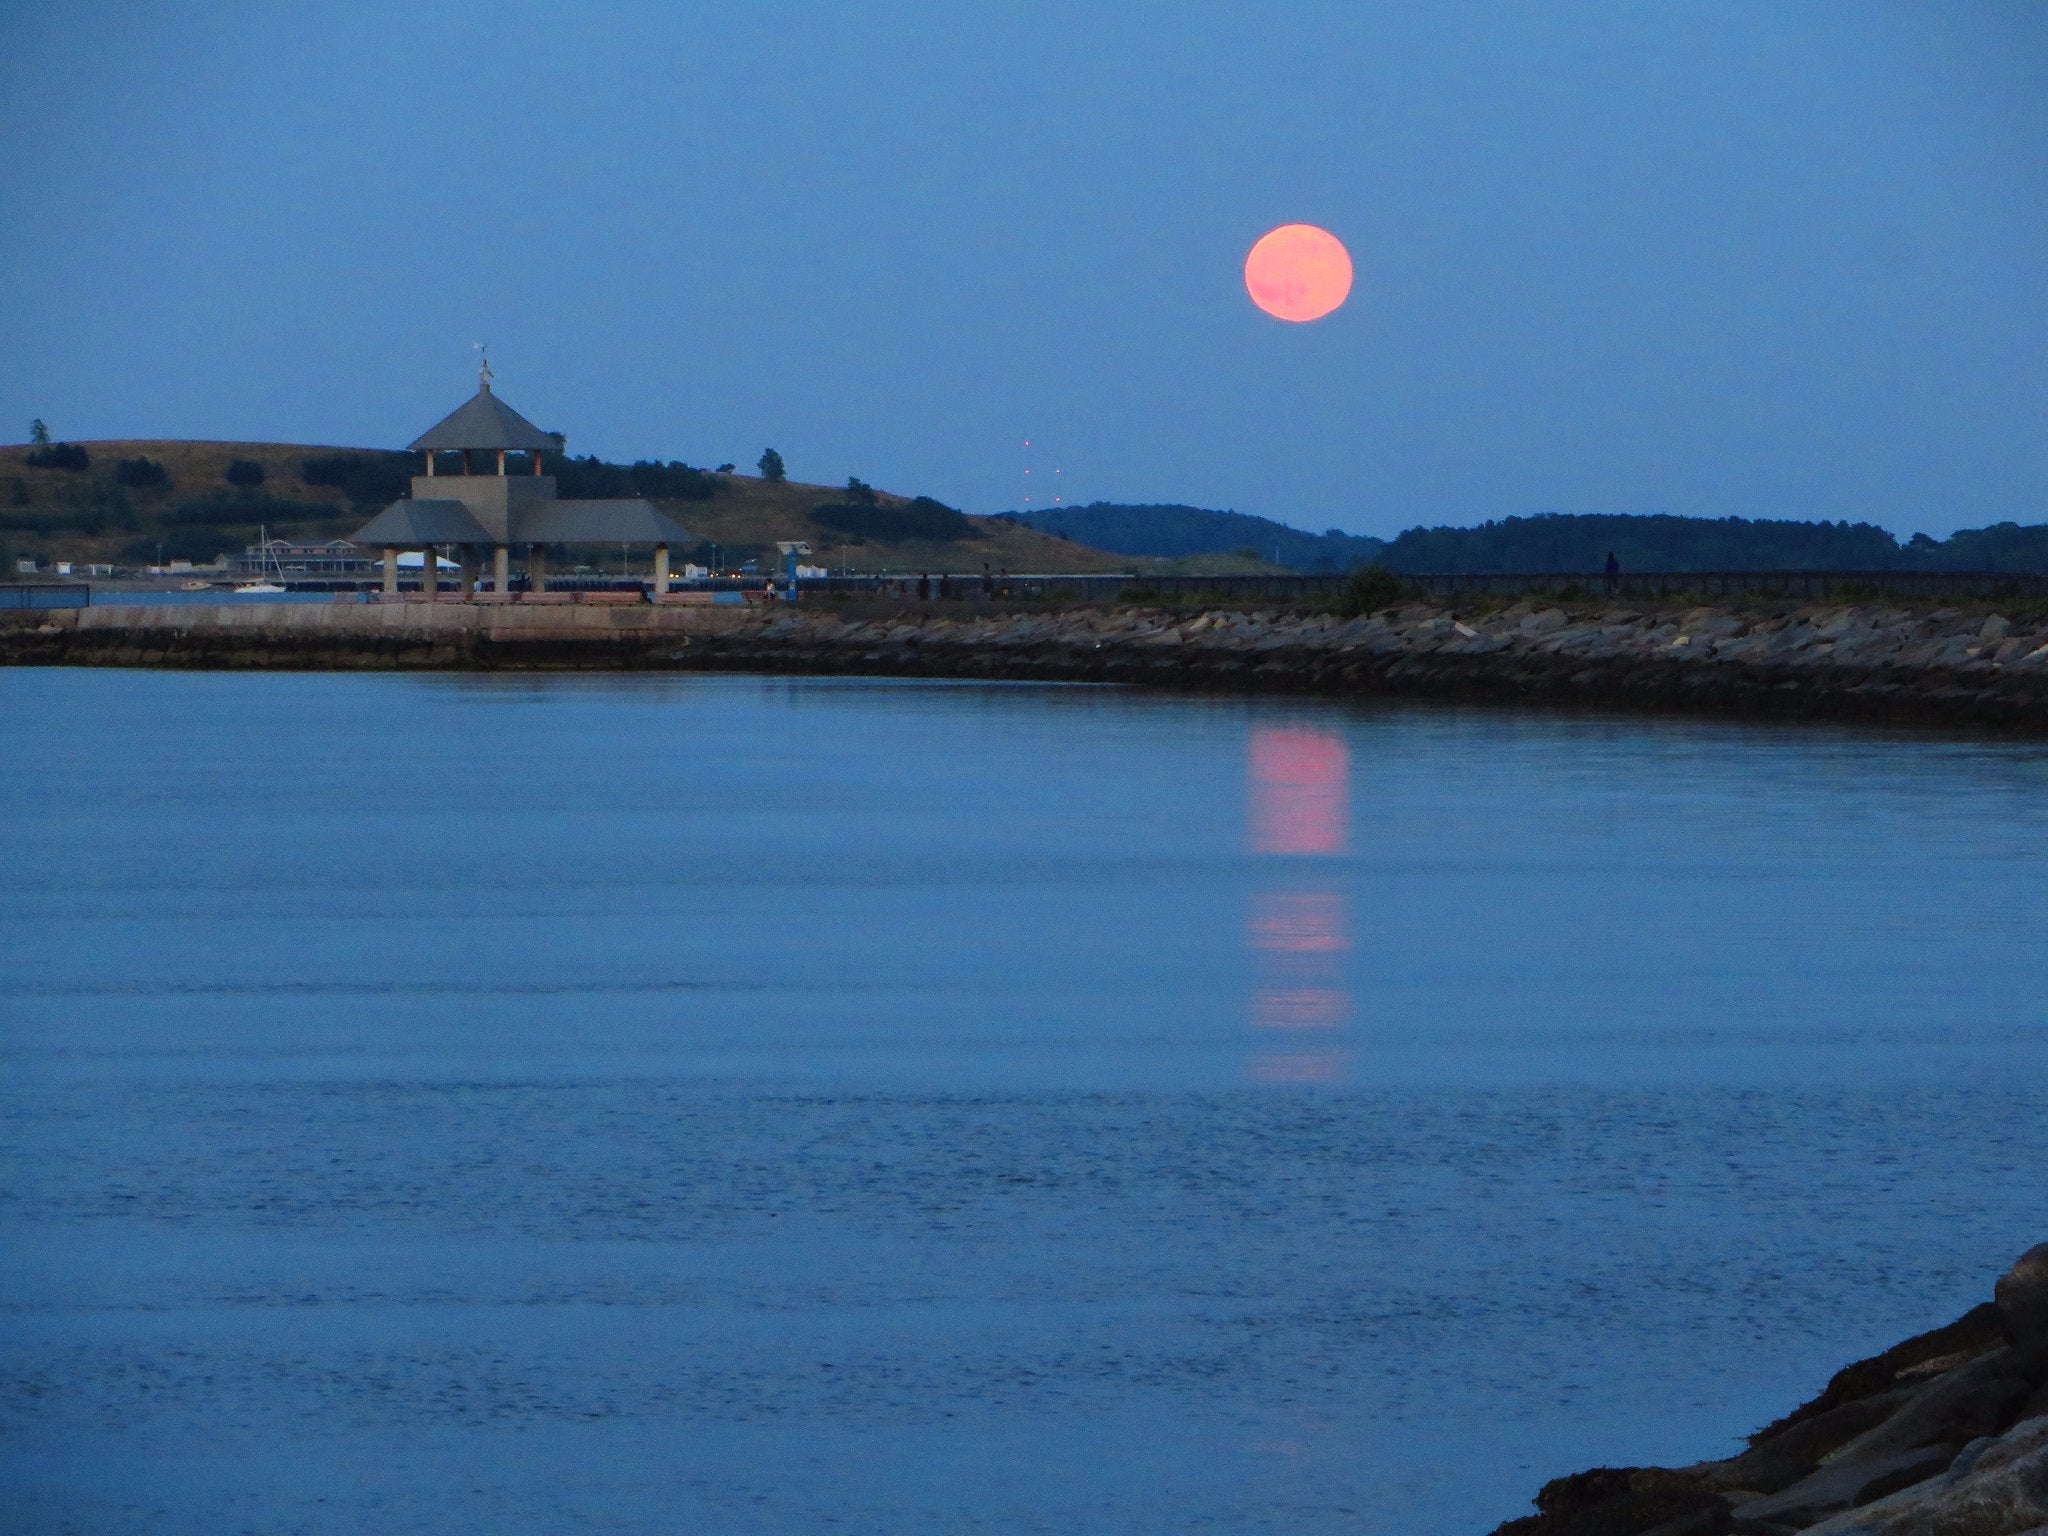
1488, 1245, 2048, 1536
6, 597, 2048, 734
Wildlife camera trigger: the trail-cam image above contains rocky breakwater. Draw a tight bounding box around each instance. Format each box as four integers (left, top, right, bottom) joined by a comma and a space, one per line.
671, 599, 2048, 731
1489, 1245, 2048, 1536
7, 597, 2048, 729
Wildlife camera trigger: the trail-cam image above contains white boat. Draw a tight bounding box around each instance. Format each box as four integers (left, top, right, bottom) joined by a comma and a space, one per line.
235, 525, 291, 595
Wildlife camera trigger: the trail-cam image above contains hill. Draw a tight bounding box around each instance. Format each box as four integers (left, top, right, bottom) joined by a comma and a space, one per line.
1002, 503, 1387, 571
1007, 502, 2048, 575
0, 441, 1131, 577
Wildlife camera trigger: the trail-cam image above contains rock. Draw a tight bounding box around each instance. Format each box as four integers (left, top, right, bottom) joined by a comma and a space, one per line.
1491, 1465, 1732, 1536
1982, 615, 2013, 642
1997, 1247, 2048, 1347
1732, 1446, 1959, 1528
1701, 1390, 1916, 1493
1749, 1306, 2008, 1446
1864, 1415, 2048, 1536
1822, 1347, 2035, 1467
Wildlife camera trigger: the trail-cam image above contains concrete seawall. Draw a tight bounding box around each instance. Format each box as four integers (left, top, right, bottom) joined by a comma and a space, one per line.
7, 598, 2048, 732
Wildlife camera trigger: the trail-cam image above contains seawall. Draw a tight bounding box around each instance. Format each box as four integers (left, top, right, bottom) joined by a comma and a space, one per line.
7, 598, 2048, 732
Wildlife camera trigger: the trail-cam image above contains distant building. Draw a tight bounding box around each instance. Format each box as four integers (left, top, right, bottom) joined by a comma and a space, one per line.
235, 539, 377, 578
352, 361, 695, 597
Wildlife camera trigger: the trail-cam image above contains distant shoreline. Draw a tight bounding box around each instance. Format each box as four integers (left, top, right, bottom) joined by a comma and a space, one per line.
6, 597, 2048, 735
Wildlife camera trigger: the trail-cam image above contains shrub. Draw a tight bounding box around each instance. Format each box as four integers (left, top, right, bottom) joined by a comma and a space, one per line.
540, 453, 716, 502
25, 443, 89, 471
224, 459, 266, 488
1333, 563, 1408, 618
114, 456, 170, 490
166, 491, 318, 527
300, 452, 409, 507
626, 460, 716, 501
812, 495, 971, 542
130, 526, 237, 564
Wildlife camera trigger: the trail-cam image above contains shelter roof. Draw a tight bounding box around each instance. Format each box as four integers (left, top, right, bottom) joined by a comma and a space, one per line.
351, 499, 496, 546
515, 500, 696, 545
406, 388, 558, 452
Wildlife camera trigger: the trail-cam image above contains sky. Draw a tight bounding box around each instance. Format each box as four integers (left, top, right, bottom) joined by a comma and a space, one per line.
1, 0, 2043, 539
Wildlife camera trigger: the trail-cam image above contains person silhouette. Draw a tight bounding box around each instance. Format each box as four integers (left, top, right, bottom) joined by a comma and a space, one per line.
1603, 551, 1620, 595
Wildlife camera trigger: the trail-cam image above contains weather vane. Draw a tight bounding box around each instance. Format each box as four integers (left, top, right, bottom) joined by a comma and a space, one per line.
474, 341, 493, 392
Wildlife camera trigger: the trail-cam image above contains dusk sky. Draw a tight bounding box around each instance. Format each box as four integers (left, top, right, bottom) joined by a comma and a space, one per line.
3, 1, 2042, 537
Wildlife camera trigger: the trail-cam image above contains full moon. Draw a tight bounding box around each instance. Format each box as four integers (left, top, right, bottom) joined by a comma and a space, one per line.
1244, 224, 1353, 323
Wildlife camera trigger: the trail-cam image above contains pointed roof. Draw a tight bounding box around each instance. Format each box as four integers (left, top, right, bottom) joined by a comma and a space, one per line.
406, 384, 558, 452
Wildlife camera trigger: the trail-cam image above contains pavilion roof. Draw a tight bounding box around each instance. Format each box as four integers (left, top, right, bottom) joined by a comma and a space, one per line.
406, 387, 558, 452
351, 497, 695, 548
352, 499, 495, 546
515, 500, 696, 545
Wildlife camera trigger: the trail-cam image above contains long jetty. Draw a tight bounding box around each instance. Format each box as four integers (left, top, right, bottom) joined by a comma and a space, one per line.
7, 594, 2048, 732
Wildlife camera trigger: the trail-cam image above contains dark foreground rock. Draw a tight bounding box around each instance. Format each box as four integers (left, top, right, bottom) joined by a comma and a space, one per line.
7, 597, 2048, 732
1489, 1247, 2048, 1536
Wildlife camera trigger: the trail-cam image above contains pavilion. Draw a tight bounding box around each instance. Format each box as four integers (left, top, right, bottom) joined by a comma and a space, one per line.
352, 364, 695, 599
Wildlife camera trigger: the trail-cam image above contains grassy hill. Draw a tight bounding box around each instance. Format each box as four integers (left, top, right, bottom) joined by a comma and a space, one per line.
0, 440, 1137, 577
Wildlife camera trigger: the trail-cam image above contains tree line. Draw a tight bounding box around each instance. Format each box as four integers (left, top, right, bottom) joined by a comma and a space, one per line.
1010, 503, 2048, 574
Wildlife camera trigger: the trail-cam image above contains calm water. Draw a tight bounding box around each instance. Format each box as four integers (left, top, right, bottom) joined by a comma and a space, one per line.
3, 668, 2045, 1535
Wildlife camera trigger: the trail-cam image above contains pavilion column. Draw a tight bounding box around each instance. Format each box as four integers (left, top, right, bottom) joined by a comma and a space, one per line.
496, 449, 507, 476
493, 544, 510, 594
653, 543, 669, 598
528, 544, 547, 597
458, 546, 476, 599
419, 547, 436, 603
382, 546, 398, 598
424, 452, 436, 477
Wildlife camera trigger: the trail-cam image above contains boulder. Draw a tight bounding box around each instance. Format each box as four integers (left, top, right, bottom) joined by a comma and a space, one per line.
1700, 1390, 1916, 1493
1997, 1246, 2048, 1347
1749, 1306, 2007, 1445
1864, 1415, 2048, 1536
1731, 1445, 1959, 1528
1491, 1465, 1732, 1536
1822, 1348, 2035, 1467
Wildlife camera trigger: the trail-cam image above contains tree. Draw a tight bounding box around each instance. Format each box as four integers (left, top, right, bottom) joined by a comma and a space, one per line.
758, 448, 786, 483
29, 419, 49, 446
114, 456, 171, 491
25, 442, 89, 471
224, 459, 266, 488
845, 476, 877, 507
